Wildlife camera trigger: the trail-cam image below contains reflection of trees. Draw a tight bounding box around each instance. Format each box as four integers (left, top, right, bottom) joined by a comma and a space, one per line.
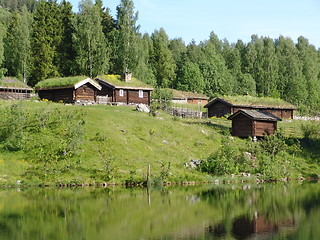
200, 182, 320, 240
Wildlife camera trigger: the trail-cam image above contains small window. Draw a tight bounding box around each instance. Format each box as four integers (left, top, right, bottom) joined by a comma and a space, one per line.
139, 90, 143, 98
119, 89, 124, 97
198, 99, 202, 103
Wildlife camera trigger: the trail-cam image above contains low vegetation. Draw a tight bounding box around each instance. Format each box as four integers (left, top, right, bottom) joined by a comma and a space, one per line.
0, 100, 319, 186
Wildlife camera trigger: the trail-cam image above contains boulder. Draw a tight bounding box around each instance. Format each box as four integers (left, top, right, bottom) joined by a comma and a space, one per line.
136, 104, 150, 113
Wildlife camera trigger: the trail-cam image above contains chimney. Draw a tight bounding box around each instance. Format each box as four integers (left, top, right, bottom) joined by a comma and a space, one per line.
123, 69, 132, 82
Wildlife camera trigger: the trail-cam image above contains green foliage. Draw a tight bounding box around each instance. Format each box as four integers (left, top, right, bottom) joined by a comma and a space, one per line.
0, 102, 85, 178
300, 121, 320, 139
151, 87, 173, 110
4, 6, 32, 83
73, 0, 110, 78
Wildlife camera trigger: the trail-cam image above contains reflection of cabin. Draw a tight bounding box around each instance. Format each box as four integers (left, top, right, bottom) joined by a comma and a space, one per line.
228, 109, 281, 138
171, 89, 208, 105
96, 75, 153, 106
35, 76, 101, 104
204, 96, 296, 119
0, 77, 32, 100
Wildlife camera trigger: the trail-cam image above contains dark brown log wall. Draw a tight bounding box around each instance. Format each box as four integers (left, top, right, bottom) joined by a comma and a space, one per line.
231, 115, 253, 137
75, 84, 96, 101
208, 102, 231, 117
127, 90, 150, 105
38, 88, 74, 102
253, 121, 277, 137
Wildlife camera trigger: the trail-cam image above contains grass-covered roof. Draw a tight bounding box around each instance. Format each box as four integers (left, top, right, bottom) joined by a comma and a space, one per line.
171, 89, 208, 99
0, 77, 32, 90
211, 95, 296, 109
97, 75, 153, 89
35, 76, 90, 89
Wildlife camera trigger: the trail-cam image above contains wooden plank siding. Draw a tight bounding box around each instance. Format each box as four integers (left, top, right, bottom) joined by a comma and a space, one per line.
187, 98, 208, 105
253, 121, 277, 136
38, 88, 74, 103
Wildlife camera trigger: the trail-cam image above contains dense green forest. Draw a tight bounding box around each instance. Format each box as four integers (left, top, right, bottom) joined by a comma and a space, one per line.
1, 0, 320, 112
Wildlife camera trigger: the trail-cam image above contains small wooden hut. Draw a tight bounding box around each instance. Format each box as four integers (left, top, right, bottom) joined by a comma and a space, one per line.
0, 77, 33, 100
227, 109, 281, 138
205, 96, 296, 119
171, 89, 209, 105
96, 75, 153, 105
35, 76, 101, 104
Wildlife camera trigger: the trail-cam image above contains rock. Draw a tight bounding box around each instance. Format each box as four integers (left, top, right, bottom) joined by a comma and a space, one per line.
136, 104, 150, 113
120, 129, 126, 133
162, 140, 168, 144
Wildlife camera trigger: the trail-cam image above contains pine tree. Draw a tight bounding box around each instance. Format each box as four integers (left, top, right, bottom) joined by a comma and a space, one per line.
30, 0, 62, 85
58, 0, 75, 76
4, 6, 32, 82
73, 0, 109, 77
150, 28, 176, 88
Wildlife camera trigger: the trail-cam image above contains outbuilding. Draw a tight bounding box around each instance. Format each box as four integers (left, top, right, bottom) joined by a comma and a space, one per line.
96, 75, 153, 105
171, 89, 209, 105
205, 96, 296, 119
0, 77, 33, 100
227, 109, 281, 138
35, 76, 101, 104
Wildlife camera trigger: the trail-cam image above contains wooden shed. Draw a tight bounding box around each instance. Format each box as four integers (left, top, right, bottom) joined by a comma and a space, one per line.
96, 75, 153, 105
35, 76, 101, 104
0, 77, 33, 100
227, 109, 281, 138
171, 89, 209, 105
204, 96, 296, 119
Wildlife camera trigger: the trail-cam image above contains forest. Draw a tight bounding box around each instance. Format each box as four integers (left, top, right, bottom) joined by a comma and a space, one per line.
1, 0, 320, 112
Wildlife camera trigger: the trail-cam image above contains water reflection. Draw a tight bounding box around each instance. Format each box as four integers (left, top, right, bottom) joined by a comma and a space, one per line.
0, 182, 318, 240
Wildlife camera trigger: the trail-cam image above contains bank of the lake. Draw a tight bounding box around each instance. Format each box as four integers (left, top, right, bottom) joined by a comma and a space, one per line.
0, 100, 319, 186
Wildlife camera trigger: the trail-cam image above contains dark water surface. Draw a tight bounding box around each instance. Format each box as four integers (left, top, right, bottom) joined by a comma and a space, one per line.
0, 182, 319, 240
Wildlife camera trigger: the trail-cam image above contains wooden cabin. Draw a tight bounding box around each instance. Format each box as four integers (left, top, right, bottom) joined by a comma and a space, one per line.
0, 77, 32, 100
96, 75, 153, 106
227, 109, 281, 138
171, 89, 209, 105
205, 96, 296, 119
35, 76, 101, 104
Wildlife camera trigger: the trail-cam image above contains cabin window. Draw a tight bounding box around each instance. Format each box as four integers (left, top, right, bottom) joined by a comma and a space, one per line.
198, 99, 202, 103
139, 90, 143, 98
119, 89, 124, 97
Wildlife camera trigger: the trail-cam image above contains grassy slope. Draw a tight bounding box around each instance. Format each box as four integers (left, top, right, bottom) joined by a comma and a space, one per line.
0, 101, 220, 184
0, 101, 318, 185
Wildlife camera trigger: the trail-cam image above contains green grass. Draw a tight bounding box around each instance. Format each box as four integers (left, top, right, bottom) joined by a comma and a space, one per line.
218, 95, 296, 109
35, 76, 89, 88
97, 74, 153, 88
0, 100, 318, 185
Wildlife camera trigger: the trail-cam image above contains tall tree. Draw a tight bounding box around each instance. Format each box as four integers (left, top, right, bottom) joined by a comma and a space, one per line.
114, 0, 140, 75
57, 0, 75, 76
150, 28, 176, 88
73, 0, 110, 77
4, 6, 32, 82
30, 0, 62, 85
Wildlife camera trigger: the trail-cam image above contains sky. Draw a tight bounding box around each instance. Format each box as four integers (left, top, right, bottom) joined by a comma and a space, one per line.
68, 0, 320, 48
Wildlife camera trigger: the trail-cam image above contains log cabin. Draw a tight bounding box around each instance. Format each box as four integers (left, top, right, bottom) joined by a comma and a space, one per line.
227, 109, 281, 138
205, 96, 296, 119
96, 75, 153, 105
0, 77, 33, 100
171, 89, 209, 105
35, 76, 101, 104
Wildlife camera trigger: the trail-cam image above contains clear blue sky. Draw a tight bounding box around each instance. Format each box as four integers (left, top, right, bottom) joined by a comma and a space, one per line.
68, 0, 320, 48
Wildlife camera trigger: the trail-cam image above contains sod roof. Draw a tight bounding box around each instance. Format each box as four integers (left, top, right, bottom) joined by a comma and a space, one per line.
96, 75, 153, 90
0, 77, 32, 90
171, 89, 208, 99
205, 95, 296, 109
35, 76, 101, 90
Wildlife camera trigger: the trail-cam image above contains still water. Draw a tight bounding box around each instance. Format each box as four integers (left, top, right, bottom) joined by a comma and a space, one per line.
0, 182, 319, 240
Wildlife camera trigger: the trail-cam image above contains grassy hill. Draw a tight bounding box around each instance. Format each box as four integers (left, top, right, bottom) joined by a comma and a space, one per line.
0, 100, 318, 186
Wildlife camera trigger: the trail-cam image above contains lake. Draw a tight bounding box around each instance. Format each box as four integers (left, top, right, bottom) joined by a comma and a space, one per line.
0, 181, 319, 240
